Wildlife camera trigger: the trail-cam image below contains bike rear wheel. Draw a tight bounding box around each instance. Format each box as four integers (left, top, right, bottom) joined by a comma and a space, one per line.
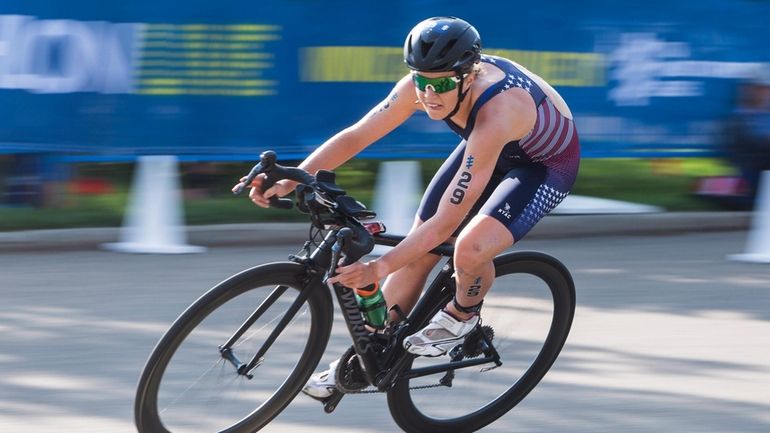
387, 251, 576, 433
135, 262, 332, 433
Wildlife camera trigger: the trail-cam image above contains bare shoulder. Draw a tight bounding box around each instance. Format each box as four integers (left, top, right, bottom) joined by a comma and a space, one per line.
511, 60, 573, 119
474, 89, 537, 142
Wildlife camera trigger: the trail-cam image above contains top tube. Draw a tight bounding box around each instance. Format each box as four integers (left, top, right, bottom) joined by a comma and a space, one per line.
374, 233, 454, 257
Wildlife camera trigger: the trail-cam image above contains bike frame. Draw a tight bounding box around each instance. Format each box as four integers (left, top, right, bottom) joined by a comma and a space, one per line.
219, 227, 501, 391
316, 230, 501, 391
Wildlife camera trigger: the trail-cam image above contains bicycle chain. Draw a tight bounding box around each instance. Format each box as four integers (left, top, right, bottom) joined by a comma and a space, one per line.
337, 326, 496, 395
341, 382, 449, 394
336, 345, 450, 394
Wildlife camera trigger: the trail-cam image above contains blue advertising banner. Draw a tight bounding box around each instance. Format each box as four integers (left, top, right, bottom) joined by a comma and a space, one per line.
0, 0, 768, 160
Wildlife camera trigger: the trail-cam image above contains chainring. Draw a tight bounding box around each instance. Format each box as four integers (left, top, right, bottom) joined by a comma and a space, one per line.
334, 346, 370, 393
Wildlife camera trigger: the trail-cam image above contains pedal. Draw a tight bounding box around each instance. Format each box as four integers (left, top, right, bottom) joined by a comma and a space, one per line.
480, 364, 500, 373
322, 390, 344, 413
447, 344, 464, 360
302, 388, 345, 413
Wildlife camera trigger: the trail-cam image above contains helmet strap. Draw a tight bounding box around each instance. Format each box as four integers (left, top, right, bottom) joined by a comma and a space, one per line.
442, 73, 469, 121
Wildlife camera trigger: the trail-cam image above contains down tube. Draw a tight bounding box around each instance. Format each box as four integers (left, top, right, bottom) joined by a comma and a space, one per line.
330, 282, 383, 384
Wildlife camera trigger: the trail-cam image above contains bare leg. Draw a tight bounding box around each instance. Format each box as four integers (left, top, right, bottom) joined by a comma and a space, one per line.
447, 215, 514, 319
381, 218, 443, 319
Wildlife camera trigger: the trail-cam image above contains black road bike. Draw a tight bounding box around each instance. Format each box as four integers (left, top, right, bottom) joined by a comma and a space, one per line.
134, 151, 576, 433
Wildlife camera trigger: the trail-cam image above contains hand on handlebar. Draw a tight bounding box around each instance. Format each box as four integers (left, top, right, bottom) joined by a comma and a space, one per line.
232, 175, 297, 208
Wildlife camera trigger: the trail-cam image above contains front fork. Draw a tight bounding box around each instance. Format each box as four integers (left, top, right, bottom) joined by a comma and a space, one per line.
219, 280, 314, 378
218, 237, 330, 378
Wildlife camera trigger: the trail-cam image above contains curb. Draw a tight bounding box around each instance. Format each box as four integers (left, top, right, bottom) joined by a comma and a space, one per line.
0, 212, 751, 253
528, 211, 751, 239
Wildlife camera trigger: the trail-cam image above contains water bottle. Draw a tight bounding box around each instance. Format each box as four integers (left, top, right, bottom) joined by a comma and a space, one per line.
355, 282, 387, 328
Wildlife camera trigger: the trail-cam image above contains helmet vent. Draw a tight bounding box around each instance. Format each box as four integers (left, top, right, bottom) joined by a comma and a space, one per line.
421, 41, 434, 58
438, 39, 457, 60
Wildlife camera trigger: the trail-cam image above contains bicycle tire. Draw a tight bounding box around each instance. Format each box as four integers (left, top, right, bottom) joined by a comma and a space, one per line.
135, 262, 333, 433
387, 251, 576, 433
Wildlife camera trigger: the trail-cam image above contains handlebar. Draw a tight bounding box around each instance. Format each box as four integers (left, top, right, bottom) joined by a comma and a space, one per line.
232, 150, 316, 209
335, 226, 375, 266
234, 150, 375, 264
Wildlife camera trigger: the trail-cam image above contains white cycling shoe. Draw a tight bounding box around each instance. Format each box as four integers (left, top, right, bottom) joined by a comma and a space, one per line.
403, 309, 479, 357
301, 359, 339, 399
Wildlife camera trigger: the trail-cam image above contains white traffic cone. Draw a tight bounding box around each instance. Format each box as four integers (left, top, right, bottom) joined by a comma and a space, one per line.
728, 170, 770, 263
103, 155, 205, 254
371, 161, 422, 256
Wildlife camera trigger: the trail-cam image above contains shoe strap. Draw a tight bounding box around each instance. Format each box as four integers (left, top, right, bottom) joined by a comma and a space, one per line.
430, 310, 477, 336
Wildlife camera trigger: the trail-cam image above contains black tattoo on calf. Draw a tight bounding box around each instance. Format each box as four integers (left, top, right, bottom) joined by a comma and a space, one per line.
450, 171, 473, 204
467, 277, 482, 297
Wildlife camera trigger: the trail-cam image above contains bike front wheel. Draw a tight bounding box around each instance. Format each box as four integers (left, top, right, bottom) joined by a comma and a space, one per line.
387, 251, 576, 433
135, 262, 333, 433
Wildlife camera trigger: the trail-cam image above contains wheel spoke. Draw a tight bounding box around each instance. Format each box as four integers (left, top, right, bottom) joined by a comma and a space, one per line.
387, 253, 575, 433
159, 359, 228, 415
135, 263, 331, 433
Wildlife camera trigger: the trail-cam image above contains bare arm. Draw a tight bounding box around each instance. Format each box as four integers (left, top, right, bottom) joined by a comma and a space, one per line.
330, 89, 537, 287
246, 75, 417, 206
298, 74, 417, 175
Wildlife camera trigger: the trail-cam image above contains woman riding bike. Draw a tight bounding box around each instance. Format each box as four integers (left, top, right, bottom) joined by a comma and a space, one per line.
240, 16, 581, 399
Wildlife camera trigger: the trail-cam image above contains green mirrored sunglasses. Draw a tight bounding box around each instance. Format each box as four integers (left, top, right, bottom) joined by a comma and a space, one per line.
411, 73, 464, 94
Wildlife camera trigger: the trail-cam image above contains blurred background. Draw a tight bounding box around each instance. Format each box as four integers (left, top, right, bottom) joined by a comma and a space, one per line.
1, 0, 770, 229
2, 2, 770, 433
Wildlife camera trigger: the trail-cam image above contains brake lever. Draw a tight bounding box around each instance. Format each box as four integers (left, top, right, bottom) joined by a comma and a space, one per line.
324, 228, 352, 285
232, 162, 264, 195
232, 151, 294, 209
324, 238, 342, 286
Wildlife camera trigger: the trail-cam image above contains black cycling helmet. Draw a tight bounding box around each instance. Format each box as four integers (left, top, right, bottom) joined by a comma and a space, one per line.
404, 16, 482, 74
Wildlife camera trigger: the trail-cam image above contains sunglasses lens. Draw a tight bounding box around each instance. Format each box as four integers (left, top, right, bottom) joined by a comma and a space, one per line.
413, 74, 457, 93
433, 79, 451, 93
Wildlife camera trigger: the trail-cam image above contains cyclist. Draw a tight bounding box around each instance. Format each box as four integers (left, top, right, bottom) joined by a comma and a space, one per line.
241, 16, 580, 399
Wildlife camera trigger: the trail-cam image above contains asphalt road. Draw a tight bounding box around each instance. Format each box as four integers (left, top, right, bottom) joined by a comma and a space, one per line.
1, 231, 769, 433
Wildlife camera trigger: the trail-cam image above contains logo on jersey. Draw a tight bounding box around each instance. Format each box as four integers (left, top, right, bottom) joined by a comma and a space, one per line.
498, 202, 512, 219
